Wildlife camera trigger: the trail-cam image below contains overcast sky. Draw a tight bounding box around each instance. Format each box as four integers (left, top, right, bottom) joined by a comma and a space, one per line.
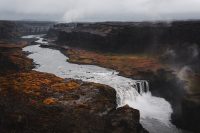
0, 0, 200, 22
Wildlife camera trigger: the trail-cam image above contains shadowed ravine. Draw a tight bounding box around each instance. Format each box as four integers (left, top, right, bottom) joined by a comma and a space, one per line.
22, 35, 185, 133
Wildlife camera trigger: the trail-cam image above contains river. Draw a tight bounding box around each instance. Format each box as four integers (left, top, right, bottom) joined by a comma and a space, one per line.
22, 35, 183, 133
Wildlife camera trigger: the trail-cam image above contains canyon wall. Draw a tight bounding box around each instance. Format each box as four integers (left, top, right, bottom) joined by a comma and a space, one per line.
53, 21, 200, 73
0, 20, 53, 40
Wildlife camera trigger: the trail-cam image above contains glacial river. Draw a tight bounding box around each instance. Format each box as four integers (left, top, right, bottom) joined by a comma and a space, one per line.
22, 35, 183, 133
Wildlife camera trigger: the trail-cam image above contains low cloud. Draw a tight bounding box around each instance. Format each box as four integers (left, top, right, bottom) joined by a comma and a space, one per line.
0, 0, 200, 22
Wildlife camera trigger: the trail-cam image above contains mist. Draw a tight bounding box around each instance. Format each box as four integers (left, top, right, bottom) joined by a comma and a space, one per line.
0, 0, 200, 22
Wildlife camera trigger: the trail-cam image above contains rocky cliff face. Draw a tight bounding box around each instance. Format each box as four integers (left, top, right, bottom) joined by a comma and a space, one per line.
53, 21, 200, 74
0, 21, 18, 40
50, 21, 200, 132
15, 21, 54, 35
53, 22, 199, 51
0, 20, 53, 40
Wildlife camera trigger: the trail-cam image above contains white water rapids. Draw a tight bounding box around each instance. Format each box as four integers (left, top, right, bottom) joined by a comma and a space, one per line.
22, 35, 183, 133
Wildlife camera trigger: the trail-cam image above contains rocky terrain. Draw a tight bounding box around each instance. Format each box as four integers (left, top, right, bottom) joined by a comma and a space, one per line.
48, 21, 200, 132
0, 20, 53, 41
0, 70, 146, 133
15, 21, 54, 35
0, 21, 19, 40
0, 21, 147, 133
0, 41, 33, 74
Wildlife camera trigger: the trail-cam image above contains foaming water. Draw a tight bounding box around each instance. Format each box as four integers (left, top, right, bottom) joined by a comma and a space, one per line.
22, 34, 48, 44
22, 35, 182, 133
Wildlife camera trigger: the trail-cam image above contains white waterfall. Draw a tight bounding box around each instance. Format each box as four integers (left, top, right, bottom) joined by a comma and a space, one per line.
135, 80, 150, 94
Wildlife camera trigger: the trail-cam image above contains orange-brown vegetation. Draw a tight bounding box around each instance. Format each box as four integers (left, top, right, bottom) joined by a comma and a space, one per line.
52, 81, 80, 92
43, 98, 57, 105
0, 71, 81, 96
66, 48, 164, 78
0, 41, 27, 48
0, 41, 82, 106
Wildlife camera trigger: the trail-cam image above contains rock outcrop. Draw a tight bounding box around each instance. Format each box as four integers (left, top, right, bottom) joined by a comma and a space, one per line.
0, 41, 33, 74
0, 21, 19, 40
51, 21, 199, 54
0, 20, 53, 40
15, 21, 54, 35
106, 105, 147, 133
0, 71, 147, 133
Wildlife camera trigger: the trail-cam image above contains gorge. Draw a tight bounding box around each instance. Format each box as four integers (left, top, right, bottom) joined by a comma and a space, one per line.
0, 20, 200, 133
23, 35, 182, 133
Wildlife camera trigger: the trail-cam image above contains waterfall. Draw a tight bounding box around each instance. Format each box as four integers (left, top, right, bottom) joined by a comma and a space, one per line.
135, 80, 150, 94
115, 80, 149, 107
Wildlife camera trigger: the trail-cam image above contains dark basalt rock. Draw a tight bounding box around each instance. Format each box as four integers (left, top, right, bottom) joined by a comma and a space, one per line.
0, 21, 18, 40
106, 105, 148, 133
180, 97, 200, 132
51, 21, 200, 54
0, 20, 53, 41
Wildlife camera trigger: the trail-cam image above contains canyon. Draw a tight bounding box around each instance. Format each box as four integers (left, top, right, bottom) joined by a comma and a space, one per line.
0, 20, 200, 133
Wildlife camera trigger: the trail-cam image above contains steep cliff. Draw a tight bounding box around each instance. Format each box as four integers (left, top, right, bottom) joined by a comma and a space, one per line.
53, 21, 200, 73
0, 20, 53, 40
0, 21, 19, 40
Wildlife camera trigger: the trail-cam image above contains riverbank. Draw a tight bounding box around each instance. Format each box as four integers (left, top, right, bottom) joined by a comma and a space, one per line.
64, 48, 165, 79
